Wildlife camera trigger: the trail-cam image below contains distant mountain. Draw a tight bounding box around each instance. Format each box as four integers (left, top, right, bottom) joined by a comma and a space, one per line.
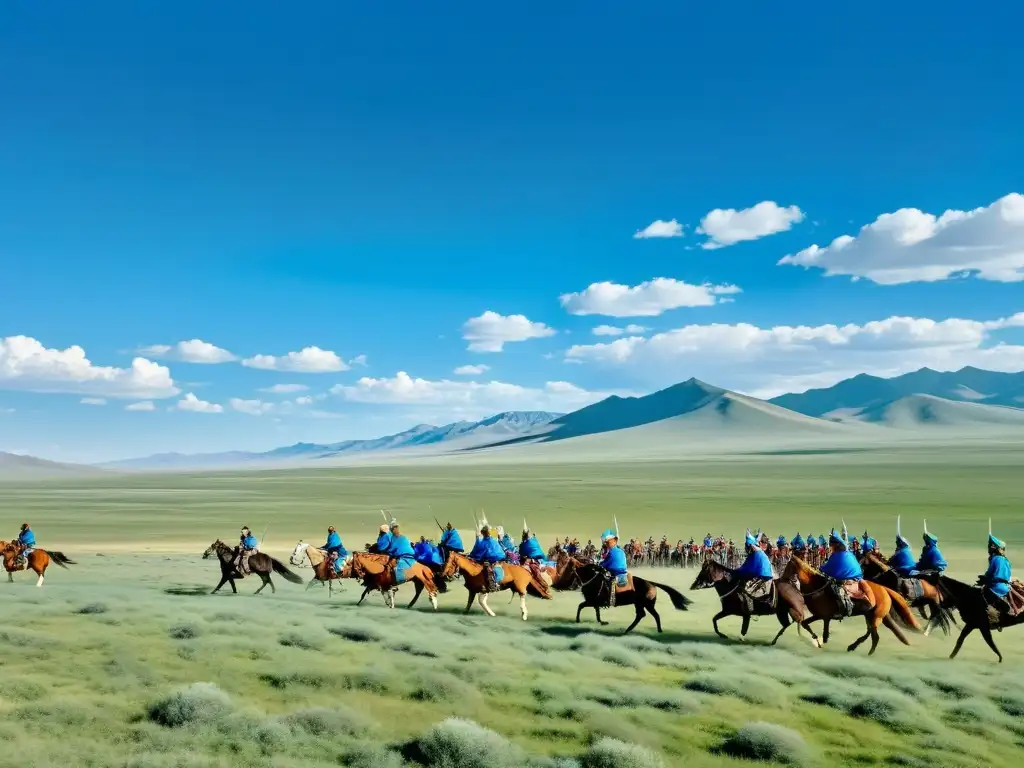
0, 452, 107, 480
99, 411, 564, 470
770, 367, 1024, 417
833, 393, 1024, 429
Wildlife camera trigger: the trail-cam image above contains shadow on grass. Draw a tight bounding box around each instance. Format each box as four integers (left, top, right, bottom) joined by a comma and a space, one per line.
537, 622, 745, 645
163, 586, 210, 597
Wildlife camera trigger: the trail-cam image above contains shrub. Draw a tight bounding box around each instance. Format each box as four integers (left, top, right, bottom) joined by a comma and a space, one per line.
281, 706, 371, 738
580, 737, 665, 768
147, 683, 232, 728
344, 746, 407, 768
587, 686, 698, 714
76, 603, 108, 615
413, 717, 525, 768
278, 632, 324, 651
995, 693, 1024, 717
719, 722, 812, 765
168, 624, 199, 640
329, 625, 381, 643
684, 673, 783, 705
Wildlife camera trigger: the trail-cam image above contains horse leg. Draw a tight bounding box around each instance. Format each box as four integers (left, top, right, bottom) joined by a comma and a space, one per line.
739, 614, 751, 640
478, 592, 496, 617
978, 624, 1003, 663
519, 590, 528, 621
229, 578, 237, 594
7, 571, 12, 582
847, 617, 874, 653
465, 590, 476, 614
357, 585, 372, 605
253, 573, 271, 595
712, 610, 730, 639
576, 600, 587, 623
408, 580, 423, 608
648, 602, 663, 633
623, 605, 645, 634
771, 622, 791, 646
950, 625, 974, 659
212, 576, 227, 594
822, 618, 831, 645
801, 618, 822, 648
594, 605, 608, 626
34, 566, 44, 588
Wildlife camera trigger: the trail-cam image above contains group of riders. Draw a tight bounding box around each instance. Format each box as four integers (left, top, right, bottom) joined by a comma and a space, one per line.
730, 519, 1016, 620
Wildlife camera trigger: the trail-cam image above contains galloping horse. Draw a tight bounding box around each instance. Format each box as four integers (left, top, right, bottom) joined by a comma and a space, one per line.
1, 541, 75, 587
344, 551, 439, 610
290, 541, 355, 598
860, 551, 953, 636
782, 556, 919, 654
441, 552, 550, 619
938, 575, 1024, 663
202, 540, 303, 594
553, 556, 691, 633
690, 559, 808, 645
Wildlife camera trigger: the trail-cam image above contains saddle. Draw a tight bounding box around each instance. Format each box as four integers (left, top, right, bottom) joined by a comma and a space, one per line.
832, 579, 875, 618
482, 563, 503, 593
739, 578, 776, 612
601, 573, 632, 608
1009, 581, 1024, 617
897, 576, 925, 601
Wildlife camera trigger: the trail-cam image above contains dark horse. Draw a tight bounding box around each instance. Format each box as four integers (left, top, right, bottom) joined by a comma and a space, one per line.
203, 540, 304, 594
689, 559, 808, 645
938, 575, 1024, 663
553, 556, 691, 633
860, 551, 954, 637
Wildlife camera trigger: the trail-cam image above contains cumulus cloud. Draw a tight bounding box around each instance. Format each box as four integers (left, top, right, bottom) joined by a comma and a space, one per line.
633, 219, 684, 239
242, 346, 349, 373
175, 392, 223, 413
0, 335, 179, 399
779, 192, 1024, 284
138, 339, 236, 364
560, 278, 740, 317
229, 397, 275, 416
462, 311, 555, 352
592, 324, 648, 337
454, 364, 490, 375
564, 312, 1024, 398
80, 397, 107, 406
259, 383, 309, 394
331, 371, 622, 415
125, 401, 156, 412
697, 201, 805, 249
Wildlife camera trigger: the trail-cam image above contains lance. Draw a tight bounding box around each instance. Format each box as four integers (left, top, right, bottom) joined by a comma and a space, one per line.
260, 522, 270, 546
434, 516, 444, 532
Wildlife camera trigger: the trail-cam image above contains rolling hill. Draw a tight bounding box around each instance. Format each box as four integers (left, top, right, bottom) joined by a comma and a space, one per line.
770, 366, 1024, 416
0, 452, 108, 480
830, 393, 1024, 429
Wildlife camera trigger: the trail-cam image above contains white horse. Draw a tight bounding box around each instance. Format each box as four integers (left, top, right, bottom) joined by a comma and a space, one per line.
289, 540, 397, 604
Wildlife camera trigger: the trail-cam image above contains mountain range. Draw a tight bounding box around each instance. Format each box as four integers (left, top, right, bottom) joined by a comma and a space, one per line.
9, 366, 1021, 475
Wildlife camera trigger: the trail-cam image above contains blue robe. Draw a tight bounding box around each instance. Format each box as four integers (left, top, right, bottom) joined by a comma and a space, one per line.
917, 544, 947, 572
241, 534, 258, 549
983, 555, 1012, 597
414, 541, 443, 567
375, 532, 392, 552
18, 530, 35, 547
470, 536, 506, 562
703, 536, 713, 548
821, 550, 863, 581
736, 548, 774, 579
601, 545, 628, 576
385, 534, 416, 580
889, 545, 917, 577
440, 528, 464, 552
520, 536, 545, 560
323, 531, 347, 556
500, 534, 515, 552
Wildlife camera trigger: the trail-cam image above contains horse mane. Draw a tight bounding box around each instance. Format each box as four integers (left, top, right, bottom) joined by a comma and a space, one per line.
788, 555, 826, 578
864, 551, 890, 571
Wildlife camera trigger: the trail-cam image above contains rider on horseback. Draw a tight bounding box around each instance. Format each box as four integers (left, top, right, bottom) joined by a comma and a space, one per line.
322, 526, 348, 574
519, 522, 545, 580
599, 528, 628, 605
383, 520, 417, 582
889, 517, 917, 578
861, 531, 877, 553
736, 530, 775, 605
916, 520, 948, 581
820, 524, 870, 617
469, 522, 505, 592
439, 522, 464, 553
791, 533, 806, 555
15, 523, 35, 567
978, 522, 1013, 620
237, 526, 259, 575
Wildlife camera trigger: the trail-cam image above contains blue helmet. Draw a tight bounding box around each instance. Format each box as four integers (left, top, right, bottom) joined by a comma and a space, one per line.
601, 528, 617, 542
829, 528, 847, 551
744, 530, 758, 548
776, 535, 788, 547
923, 519, 938, 546
989, 519, 1006, 551
895, 515, 910, 549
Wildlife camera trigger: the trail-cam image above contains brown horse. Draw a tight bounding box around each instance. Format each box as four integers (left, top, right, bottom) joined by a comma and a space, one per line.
202, 540, 304, 594
860, 551, 954, 636
690, 559, 808, 645
782, 556, 919, 654
2, 541, 75, 587
441, 552, 551, 619
344, 551, 439, 610
938, 575, 1024, 663
553, 557, 691, 633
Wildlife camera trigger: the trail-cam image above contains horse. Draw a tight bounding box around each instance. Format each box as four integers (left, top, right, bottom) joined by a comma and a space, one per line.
552, 556, 691, 633
440, 551, 550, 619
690, 559, 809, 645
1, 541, 75, 587
782, 556, 919, 654
860, 551, 954, 636
344, 551, 439, 610
290, 541, 358, 598
202, 540, 303, 594
938, 575, 1024, 663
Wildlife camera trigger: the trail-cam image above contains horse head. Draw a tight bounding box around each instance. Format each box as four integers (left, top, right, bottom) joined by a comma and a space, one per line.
289, 541, 308, 565
202, 540, 228, 560
441, 550, 461, 580
690, 559, 729, 590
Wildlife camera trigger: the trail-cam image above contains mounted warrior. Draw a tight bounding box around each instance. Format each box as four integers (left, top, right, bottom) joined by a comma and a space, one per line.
469, 519, 506, 592
819, 523, 873, 617
734, 530, 776, 610
519, 520, 546, 582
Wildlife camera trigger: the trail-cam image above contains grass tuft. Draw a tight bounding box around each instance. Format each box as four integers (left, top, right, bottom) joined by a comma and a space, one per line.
146, 683, 232, 728
278, 631, 324, 651
719, 721, 812, 765
684, 672, 783, 705
168, 623, 200, 640
280, 706, 371, 737
76, 603, 108, 615
329, 625, 382, 643
412, 717, 525, 768
579, 737, 665, 768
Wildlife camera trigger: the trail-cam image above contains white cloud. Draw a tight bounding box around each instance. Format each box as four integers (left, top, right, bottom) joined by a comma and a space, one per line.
126, 401, 156, 412
454, 364, 490, 375
175, 392, 223, 413
350, 354, 368, 366
138, 339, 236, 363
259, 383, 310, 394
633, 219, 684, 239
560, 278, 740, 317
592, 324, 648, 337
80, 397, 106, 406
229, 397, 275, 416
779, 193, 1024, 284
331, 371, 622, 415
242, 346, 349, 373
564, 312, 1024, 398
697, 201, 805, 249
294, 395, 315, 406
0, 336, 179, 399
462, 311, 555, 352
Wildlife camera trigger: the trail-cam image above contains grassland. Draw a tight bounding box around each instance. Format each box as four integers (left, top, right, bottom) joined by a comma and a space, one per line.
2, 443, 1024, 767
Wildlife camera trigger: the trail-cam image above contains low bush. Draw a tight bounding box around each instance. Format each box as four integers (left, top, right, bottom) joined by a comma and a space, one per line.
412, 717, 525, 768
719, 721, 812, 765
147, 683, 232, 728
579, 737, 665, 768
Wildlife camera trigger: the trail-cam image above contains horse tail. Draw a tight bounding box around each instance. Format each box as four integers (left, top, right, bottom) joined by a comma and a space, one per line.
271, 558, 304, 585
47, 551, 75, 568
883, 586, 920, 631
647, 581, 692, 610
527, 576, 552, 599
881, 614, 912, 645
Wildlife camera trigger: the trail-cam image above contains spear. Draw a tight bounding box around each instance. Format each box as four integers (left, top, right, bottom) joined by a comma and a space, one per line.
260, 522, 270, 546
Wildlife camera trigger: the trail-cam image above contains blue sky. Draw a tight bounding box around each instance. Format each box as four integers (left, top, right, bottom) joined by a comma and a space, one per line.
2, 2, 1023, 463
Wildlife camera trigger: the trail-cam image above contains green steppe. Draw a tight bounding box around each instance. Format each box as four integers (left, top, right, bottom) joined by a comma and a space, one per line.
2, 442, 1024, 767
